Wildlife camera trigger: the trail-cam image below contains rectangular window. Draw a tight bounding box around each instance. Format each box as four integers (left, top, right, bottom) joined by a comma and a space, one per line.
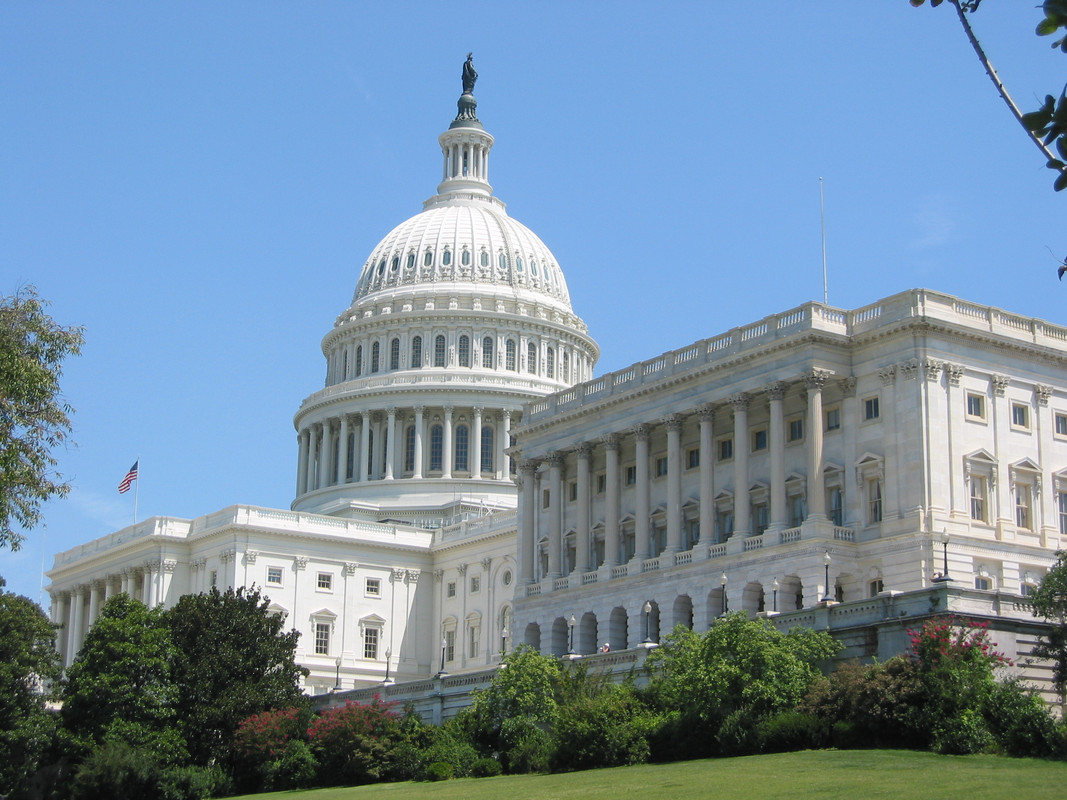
753, 503, 769, 535
316, 572, 332, 591
716, 510, 734, 542
868, 579, 884, 597
790, 494, 805, 528
470, 575, 480, 593
789, 417, 805, 441
1015, 485, 1032, 529
625, 465, 637, 486
446, 580, 456, 598
468, 625, 480, 659
655, 456, 668, 477
970, 477, 987, 522
868, 480, 883, 523
718, 437, 733, 461
314, 622, 330, 655
751, 429, 768, 452
1011, 402, 1030, 430
364, 626, 379, 660
829, 488, 843, 526
975, 576, 992, 591
444, 629, 456, 662
365, 577, 381, 597
966, 393, 985, 420
542, 488, 550, 509
1056, 413, 1067, 437
687, 448, 700, 469
824, 408, 840, 432
1021, 582, 1037, 598
1059, 492, 1067, 535
568, 481, 578, 502
267, 567, 283, 585
596, 473, 606, 494
864, 397, 880, 421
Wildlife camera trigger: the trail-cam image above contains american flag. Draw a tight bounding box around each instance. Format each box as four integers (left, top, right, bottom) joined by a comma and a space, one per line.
118, 461, 139, 494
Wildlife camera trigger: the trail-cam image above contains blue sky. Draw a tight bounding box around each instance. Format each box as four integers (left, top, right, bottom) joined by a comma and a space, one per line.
2, 2, 1063, 606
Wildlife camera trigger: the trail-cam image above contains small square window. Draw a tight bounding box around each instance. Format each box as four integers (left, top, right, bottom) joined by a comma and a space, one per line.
316, 572, 332, 591
470, 575, 480, 593
625, 465, 637, 486
365, 577, 381, 597
446, 580, 456, 598
752, 429, 767, 452
1056, 413, 1067, 437
868, 579, 884, 597
1021, 582, 1037, 598
267, 567, 283, 585
789, 417, 805, 441
655, 456, 668, 477
596, 473, 606, 494
864, 397, 880, 421
966, 393, 985, 420
686, 448, 700, 469
824, 408, 840, 432
974, 576, 992, 591
1011, 402, 1030, 430
718, 437, 734, 461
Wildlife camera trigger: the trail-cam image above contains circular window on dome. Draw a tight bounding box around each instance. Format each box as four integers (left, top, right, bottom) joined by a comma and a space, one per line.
502, 570, 512, 587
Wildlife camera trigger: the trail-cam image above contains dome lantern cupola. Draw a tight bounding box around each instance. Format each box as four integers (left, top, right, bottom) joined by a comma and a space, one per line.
435, 53, 494, 199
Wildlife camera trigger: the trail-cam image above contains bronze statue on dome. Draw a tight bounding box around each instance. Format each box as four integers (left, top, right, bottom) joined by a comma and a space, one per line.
462, 53, 478, 94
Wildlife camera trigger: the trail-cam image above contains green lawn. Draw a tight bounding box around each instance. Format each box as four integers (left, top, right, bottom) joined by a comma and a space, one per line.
224, 750, 1067, 800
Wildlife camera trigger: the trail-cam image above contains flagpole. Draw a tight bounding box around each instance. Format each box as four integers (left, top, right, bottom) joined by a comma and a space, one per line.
820, 177, 828, 305
134, 455, 140, 524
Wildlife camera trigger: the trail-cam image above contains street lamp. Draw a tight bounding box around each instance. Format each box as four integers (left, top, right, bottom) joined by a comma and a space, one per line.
567, 615, 577, 655
643, 600, 653, 643
383, 648, 393, 685
771, 577, 780, 613
501, 626, 510, 659
334, 656, 342, 691
437, 637, 448, 678
719, 572, 728, 616
822, 551, 833, 602
933, 530, 951, 582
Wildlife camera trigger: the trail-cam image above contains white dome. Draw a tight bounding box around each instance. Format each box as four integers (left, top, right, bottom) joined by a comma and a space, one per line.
352, 199, 573, 313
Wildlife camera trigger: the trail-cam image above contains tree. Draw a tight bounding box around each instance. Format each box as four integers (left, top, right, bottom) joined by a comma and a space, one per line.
1029, 549, 1067, 707
0, 575, 61, 797
60, 594, 182, 761
165, 587, 308, 767
910, 1, 1067, 191
0, 286, 83, 549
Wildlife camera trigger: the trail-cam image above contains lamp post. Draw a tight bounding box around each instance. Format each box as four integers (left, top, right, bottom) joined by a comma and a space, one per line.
383, 648, 393, 685
822, 551, 833, 602
567, 615, 577, 655
334, 656, 342, 691
437, 637, 448, 677
933, 530, 951, 582
719, 572, 728, 616
642, 600, 652, 643
771, 577, 779, 613
500, 626, 510, 660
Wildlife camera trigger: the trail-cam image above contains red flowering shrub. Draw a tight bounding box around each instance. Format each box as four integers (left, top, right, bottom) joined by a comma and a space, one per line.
307, 697, 405, 786
232, 706, 313, 791
234, 707, 307, 762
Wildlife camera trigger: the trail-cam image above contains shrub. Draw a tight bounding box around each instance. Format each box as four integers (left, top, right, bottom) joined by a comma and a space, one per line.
417, 729, 479, 779
498, 715, 553, 774
716, 708, 762, 757
931, 709, 994, 755
262, 740, 317, 790
757, 711, 828, 753
69, 741, 162, 800
981, 678, 1063, 758
308, 698, 403, 786
551, 685, 653, 771
471, 757, 503, 777
425, 761, 453, 781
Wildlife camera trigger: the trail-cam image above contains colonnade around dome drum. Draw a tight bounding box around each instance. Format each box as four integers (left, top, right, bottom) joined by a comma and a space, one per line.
295, 404, 517, 497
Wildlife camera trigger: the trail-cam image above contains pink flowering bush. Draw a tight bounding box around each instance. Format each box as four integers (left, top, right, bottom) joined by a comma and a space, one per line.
307, 697, 405, 786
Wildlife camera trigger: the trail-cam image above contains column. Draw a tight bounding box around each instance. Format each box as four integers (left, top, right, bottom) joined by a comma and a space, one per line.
882, 366, 901, 520
87, 580, 102, 627
318, 421, 331, 489
307, 428, 318, 492
141, 566, 151, 605
603, 434, 620, 565
575, 443, 592, 573
731, 394, 751, 537
413, 406, 424, 479
499, 410, 512, 479
337, 415, 350, 485
69, 587, 85, 659
52, 592, 68, 667
665, 415, 683, 552
472, 407, 483, 479
840, 377, 860, 526
442, 406, 454, 479
359, 412, 370, 482
147, 563, 159, 607
634, 425, 651, 559
768, 382, 787, 531
297, 428, 310, 496
805, 370, 830, 519
370, 414, 382, 480
547, 454, 563, 578
698, 405, 715, 545
519, 460, 538, 584
385, 408, 396, 480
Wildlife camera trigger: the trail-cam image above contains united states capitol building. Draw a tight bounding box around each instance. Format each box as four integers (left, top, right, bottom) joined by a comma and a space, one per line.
47, 60, 1066, 703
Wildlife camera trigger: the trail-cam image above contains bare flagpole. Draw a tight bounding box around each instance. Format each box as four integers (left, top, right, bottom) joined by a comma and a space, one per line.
134, 456, 140, 524
820, 177, 828, 305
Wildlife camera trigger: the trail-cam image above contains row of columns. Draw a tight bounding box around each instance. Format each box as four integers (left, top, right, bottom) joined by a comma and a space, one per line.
297, 406, 514, 496
51, 560, 175, 667
518, 370, 838, 585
